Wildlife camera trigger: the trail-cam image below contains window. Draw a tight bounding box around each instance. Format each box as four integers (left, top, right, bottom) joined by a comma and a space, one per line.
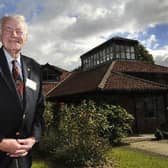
93, 54, 96, 66
88, 57, 91, 68
126, 52, 131, 59
84, 58, 89, 69
120, 45, 125, 59
126, 46, 130, 52
114, 44, 120, 59
130, 46, 134, 52
130, 46, 135, 59
105, 47, 110, 61
99, 51, 103, 63
143, 96, 160, 118
96, 53, 100, 65
42, 69, 60, 82
90, 55, 94, 68
82, 42, 137, 70
143, 97, 155, 118
115, 44, 120, 52
130, 52, 135, 59
110, 52, 114, 60
102, 49, 106, 61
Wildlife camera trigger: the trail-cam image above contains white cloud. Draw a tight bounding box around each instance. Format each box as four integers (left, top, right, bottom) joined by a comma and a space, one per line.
142, 34, 159, 49
10, 0, 168, 70
149, 46, 168, 67
0, 3, 5, 9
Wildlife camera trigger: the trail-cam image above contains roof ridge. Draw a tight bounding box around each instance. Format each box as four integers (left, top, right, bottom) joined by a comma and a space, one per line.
98, 61, 116, 89
113, 71, 168, 89
46, 73, 72, 97
138, 61, 168, 69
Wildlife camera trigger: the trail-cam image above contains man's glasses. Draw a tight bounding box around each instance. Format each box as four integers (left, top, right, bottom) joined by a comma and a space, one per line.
3, 27, 24, 36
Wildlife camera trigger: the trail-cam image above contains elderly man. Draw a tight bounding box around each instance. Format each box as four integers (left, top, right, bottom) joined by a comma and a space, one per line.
0, 14, 44, 168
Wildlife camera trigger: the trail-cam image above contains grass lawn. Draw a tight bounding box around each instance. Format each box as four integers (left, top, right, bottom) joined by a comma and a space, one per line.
107, 147, 168, 168
32, 146, 168, 168
32, 161, 50, 168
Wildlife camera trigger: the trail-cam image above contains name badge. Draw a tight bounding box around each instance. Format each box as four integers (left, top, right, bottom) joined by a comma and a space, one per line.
26, 78, 37, 91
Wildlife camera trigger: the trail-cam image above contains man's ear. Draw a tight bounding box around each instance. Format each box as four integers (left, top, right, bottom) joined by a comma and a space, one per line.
0, 32, 2, 42
25, 33, 28, 42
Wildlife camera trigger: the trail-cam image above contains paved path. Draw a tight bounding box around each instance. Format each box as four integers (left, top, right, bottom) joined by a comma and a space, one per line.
129, 140, 168, 157
123, 134, 168, 157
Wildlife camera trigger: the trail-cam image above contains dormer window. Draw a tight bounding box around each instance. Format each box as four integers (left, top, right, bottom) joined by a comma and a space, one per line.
81, 37, 138, 71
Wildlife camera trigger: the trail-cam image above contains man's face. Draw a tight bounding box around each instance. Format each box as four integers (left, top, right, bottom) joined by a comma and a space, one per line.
0, 19, 27, 56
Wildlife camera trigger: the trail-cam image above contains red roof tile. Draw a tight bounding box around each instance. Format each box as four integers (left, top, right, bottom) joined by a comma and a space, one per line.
104, 72, 167, 91
113, 60, 168, 73
42, 82, 58, 96
48, 63, 110, 97
48, 61, 168, 98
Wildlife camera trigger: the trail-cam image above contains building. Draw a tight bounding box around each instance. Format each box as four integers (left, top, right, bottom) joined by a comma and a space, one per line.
81, 37, 139, 71
46, 37, 168, 133
41, 63, 70, 96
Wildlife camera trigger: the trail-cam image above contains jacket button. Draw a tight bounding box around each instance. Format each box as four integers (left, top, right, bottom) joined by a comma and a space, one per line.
23, 114, 26, 119
16, 132, 20, 136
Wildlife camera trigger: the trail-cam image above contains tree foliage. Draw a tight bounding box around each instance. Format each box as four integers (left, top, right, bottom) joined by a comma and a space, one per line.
136, 43, 154, 64
101, 104, 134, 145
43, 101, 55, 132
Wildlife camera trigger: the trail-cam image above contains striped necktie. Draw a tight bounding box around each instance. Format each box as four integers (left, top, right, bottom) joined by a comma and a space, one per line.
12, 60, 24, 98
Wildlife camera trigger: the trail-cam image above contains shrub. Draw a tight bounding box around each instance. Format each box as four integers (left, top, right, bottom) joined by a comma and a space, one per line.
39, 100, 133, 167
43, 101, 55, 132
154, 129, 163, 140
154, 123, 168, 140
51, 100, 110, 167
101, 104, 134, 145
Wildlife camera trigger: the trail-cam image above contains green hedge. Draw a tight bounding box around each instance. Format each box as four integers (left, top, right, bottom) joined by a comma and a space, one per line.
39, 100, 133, 167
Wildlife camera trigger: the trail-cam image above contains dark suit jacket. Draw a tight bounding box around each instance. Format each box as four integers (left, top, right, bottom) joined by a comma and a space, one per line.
0, 47, 45, 167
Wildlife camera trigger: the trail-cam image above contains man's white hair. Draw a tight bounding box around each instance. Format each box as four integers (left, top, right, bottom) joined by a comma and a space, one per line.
0, 14, 28, 35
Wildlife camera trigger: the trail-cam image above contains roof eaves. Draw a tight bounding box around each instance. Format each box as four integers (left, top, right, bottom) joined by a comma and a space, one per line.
46, 73, 72, 97
98, 61, 116, 89
113, 71, 168, 90
49, 87, 98, 98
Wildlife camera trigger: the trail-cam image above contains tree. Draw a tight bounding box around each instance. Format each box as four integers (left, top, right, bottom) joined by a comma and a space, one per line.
136, 43, 154, 64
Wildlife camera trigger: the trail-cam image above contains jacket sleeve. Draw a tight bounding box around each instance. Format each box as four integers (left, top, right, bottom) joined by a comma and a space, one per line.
31, 71, 45, 141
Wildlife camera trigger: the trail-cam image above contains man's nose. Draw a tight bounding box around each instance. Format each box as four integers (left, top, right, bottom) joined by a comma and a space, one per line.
11, 30, 17, 37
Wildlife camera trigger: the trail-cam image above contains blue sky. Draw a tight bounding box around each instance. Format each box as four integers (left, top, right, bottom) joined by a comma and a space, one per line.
0, 0, 168, 70
138, 24, 168, 48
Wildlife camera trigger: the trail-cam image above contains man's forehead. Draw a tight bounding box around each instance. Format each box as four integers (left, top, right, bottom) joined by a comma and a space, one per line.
3, 19, 24, 28
4, 19, 23, 27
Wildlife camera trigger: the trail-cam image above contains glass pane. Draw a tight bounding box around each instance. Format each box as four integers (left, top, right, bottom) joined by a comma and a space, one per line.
110, 53, 113, 59
126, 52, 131, 59
121, 52, 125, 59
130, 46, 134, 52
130, 53, 135, 59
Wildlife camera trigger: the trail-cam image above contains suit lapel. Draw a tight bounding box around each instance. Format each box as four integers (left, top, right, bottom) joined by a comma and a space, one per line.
21, 56, 32, 106
0, 48, 19, 97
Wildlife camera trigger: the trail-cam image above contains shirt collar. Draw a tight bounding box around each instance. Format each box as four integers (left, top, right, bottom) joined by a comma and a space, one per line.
3, 47, 21, 66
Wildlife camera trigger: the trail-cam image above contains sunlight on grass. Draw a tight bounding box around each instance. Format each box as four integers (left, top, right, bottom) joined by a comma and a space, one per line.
32, 161, 50, 168
107, 147, 168, 168
32, 146, 168, 168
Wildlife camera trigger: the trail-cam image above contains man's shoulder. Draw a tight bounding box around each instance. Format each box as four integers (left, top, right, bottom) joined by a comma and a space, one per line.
22, 55, 40, 66
21, 55, 41, 72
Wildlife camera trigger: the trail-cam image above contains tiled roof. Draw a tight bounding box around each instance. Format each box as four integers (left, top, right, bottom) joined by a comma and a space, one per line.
48, 63, 110, 97
42, 71, 70, 96
42, 82, 58, 96
41, 63, 69, 73
113, 60, 168, 73
48, 61, 168, 98
104, 72, 167, 91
